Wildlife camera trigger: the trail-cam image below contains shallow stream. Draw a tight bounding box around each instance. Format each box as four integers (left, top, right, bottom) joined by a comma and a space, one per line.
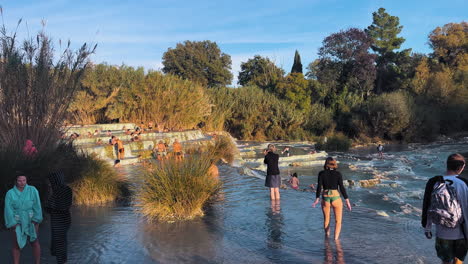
1, 139, 467, 263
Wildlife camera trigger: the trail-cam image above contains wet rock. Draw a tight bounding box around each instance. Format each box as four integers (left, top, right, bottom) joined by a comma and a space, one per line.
389, 182, 398, 188
359, 179, 381, 188
289, 162, 301, 167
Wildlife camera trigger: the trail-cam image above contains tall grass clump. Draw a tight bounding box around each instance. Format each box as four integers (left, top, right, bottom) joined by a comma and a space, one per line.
136, 155, 220, 221
71, 154, 127, 205
207, 134, 237, 165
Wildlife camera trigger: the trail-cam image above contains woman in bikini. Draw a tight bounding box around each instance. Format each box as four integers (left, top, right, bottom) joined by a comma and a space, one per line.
312, 157, 352, 240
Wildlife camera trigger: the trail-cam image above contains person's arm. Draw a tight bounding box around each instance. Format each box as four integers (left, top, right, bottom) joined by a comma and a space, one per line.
4, 192, 18, 229
338, 172, 351, 211
337, 172, 349, 199
313, 172, 323, 207
31, 187, 43, 224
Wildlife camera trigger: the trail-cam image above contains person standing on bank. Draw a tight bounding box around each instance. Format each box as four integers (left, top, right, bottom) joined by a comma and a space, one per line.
264, 144, 281, 200
422, 154, 468, 264
313, 157, 352, 240
4, 172, 43, 264
45, 171, 73, 264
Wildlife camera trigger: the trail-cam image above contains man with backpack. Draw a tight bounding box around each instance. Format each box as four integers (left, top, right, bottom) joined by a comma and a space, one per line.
422, 153, 468, 264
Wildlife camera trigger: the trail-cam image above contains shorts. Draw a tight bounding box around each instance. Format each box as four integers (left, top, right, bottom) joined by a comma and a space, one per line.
265, 174, 281, 188
175, 152, 182, 156
157, 151, 167, 156
119, 148, 124, 153
435, 237, 467, 262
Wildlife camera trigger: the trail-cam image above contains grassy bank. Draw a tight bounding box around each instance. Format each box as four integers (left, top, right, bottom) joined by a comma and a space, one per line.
136, 155, 220, 221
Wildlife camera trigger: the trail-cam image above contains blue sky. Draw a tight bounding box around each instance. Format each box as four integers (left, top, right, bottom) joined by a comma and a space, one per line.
3, 0, 467, 85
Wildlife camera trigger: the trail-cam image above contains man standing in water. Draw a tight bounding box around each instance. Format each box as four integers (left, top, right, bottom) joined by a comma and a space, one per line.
264, 144, 281, 200
422, 153, 468, 264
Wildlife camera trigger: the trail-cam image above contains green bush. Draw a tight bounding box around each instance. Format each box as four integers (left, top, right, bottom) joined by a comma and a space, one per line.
315, 133, 352, 152
365, 91, 413, 139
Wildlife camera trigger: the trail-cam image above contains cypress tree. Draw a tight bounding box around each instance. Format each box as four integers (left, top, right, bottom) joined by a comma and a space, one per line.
291, 50, 303, 74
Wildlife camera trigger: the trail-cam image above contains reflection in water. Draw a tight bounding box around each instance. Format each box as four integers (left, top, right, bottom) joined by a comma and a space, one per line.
324, 238, 345, 264
266, 200, 283, 250
140, 208, 223, 263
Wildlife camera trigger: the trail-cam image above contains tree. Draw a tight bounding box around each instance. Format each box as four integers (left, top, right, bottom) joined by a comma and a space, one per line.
275, 73, 311, 111
366, 8, 411, 93
429, 22, 468, 69
162, 40, 233, 87
237, 55, 284, 91
291, 50, 303, 74
311, 28, 376, 100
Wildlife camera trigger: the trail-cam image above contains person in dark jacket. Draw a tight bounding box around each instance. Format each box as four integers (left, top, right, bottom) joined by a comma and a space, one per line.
45, 171, 73, 264
264, 144, 281, 200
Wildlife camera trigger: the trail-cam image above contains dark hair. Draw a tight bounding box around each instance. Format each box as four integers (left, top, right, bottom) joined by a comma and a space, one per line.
324, 157, 338, 170
447, 153, 465, 172
292, 173, 298, 178
15, 171, 27, 179
111, 135, 115, 139
114, 159, 121, 165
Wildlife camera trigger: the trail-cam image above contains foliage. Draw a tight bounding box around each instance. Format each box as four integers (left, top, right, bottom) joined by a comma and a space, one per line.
110, 71, 211, 130
227, 86, 306, 140
69, 64, 144, 124
275, 73, 311, 111
237, 55, 284, 91
202, 87, 235, 131
162, 40, 233, 87
312, 28, 376, 100
305, 104, 335, 136
365, 91, 413, 139
429, 22, 468, 69
291, 50, 303, 74
366, 8, 411, 93
315, 133, 351, 152
136, 155, 220, 221
71, 154, 127, 205
0, 21, 94, 155
207, 134, 237, 165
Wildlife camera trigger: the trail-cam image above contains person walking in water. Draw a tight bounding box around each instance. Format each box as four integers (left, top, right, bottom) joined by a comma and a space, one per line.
264, 144, 281, 200
45, 171, 73, 264
422, 153, 468, 264
313, 157, 352, 240
4, 172, 43, 264
377, 144, 384, 159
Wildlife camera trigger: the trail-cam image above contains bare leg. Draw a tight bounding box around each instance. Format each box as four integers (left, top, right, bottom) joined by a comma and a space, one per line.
31, 224, 41, 264
322, 201, 331, 237
274, 188, 280, 200
270, 188, 275, 200
332, 199, 343, 240
12, 230, 20, 264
